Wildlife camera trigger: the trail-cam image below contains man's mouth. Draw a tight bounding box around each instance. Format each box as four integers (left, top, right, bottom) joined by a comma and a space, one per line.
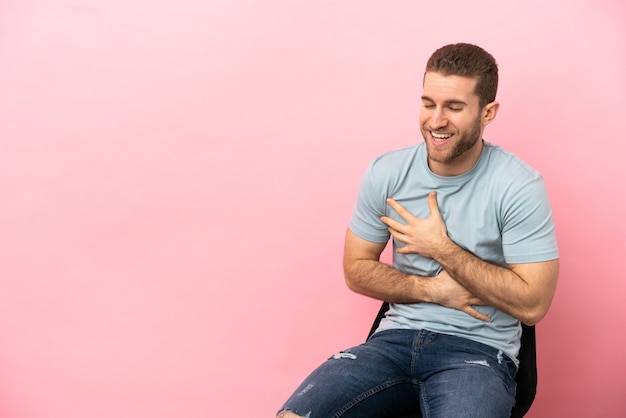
431, 132, 453, 144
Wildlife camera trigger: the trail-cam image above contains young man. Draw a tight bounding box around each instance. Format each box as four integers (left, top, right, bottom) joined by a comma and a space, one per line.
277, 43, 559, 418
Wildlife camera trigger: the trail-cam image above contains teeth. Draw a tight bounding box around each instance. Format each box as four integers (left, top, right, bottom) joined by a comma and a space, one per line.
432, 132, 452, 139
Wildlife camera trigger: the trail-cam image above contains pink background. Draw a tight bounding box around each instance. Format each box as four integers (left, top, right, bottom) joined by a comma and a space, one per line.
1, 1, 625, 417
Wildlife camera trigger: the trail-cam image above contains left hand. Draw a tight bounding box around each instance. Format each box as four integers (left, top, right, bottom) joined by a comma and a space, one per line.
380, 191, 449, 259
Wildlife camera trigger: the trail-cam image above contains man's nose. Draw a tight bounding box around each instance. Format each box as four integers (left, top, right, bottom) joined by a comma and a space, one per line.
429, 108, 448, 129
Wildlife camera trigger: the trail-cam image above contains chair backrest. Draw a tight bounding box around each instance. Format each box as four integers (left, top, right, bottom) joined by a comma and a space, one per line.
367, 302, 537, 418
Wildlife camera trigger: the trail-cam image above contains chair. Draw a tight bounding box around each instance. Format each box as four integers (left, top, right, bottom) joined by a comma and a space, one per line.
367, 302, 537, 418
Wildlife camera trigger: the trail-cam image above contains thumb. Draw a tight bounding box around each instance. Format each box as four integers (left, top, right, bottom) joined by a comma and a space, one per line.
428, 191, 441, 218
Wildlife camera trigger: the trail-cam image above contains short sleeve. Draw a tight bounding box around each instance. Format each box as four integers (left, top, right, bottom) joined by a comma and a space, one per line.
348, 161, 391, 243
501, 175, 559, 264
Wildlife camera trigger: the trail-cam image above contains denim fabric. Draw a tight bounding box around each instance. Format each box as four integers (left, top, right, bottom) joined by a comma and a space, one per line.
278, 329, 517, 418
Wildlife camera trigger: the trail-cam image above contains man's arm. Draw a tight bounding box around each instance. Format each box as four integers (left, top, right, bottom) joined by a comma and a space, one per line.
444, 252, 558, 325
343, 228, 491, 322
382, 191, 559, 325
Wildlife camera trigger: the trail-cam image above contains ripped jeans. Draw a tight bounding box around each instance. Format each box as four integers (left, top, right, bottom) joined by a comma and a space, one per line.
278, 329, 517, 418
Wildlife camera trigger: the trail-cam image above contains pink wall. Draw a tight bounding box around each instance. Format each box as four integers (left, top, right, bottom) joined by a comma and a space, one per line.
1, 0, 625, 416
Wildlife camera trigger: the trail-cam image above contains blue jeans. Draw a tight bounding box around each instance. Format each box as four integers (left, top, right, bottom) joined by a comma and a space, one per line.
278, 329, 517, 418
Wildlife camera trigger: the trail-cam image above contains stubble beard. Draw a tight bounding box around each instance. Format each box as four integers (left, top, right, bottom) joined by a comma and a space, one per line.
423, 116, 483, 164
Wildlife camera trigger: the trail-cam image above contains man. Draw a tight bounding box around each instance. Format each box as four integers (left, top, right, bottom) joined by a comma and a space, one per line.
277, 43, 559, 418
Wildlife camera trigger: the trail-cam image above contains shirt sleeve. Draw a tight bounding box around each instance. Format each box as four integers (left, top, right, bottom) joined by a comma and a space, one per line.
501, 175, 559, 264
348, 160, 391, 243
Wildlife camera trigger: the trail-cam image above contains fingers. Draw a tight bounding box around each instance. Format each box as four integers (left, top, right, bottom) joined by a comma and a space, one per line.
468, 296, 487, 306
380, 214, 402, 231
463, 306, 491, 322
385, 198, 413, 221
381, 198, 412, 233
427, 191, 441, 218
386, 192, 441, 221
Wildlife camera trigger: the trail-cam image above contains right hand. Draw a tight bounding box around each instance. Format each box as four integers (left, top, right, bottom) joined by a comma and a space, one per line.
429, 269, 491, 322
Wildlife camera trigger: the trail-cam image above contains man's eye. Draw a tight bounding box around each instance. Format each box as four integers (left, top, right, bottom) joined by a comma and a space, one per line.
423, 104, 435, 109
448, 107, 462, 112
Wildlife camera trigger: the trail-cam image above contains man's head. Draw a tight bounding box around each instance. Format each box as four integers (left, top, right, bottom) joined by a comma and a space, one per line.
425, 43, 498, 108
419, 44, 500, 176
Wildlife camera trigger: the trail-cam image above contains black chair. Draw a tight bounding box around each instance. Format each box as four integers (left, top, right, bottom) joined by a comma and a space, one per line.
367, 302, 537, 418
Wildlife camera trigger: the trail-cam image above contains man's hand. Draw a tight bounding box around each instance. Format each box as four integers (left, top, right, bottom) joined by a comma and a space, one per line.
380, 190, 559, 325
431, 269, 491, 322
380, 191, 449, 259
380, 192, 490, 322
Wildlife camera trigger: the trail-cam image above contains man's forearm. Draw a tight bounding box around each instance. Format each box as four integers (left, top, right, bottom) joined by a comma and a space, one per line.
436, 239, 555, 325
344, 259, 429, 304
380, 194, 559, 325
344, 258, 492, 322
343, 228, 495, 322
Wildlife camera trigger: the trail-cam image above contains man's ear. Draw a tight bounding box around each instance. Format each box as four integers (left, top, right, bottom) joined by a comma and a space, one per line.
482, 101, 499, 126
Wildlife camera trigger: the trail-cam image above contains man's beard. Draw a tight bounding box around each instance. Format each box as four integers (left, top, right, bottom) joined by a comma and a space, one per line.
424, 116, 482, 164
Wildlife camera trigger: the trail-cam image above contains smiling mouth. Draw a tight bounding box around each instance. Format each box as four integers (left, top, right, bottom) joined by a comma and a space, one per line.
430, 132, 453, 144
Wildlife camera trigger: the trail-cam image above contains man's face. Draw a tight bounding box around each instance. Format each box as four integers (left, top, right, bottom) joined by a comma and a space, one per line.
419, 71, 486, 176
